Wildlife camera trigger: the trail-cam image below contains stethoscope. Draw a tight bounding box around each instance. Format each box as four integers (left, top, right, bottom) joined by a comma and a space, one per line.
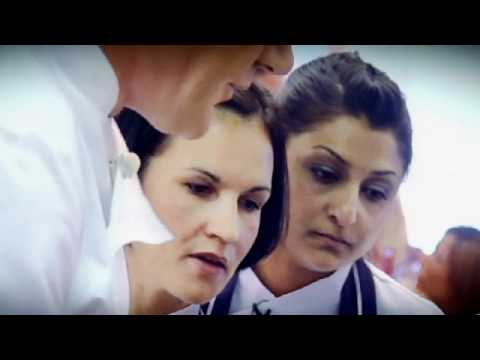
200, 258, 377, 315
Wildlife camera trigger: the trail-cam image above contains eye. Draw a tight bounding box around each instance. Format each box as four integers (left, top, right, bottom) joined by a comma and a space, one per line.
185, 182, 214, 198
363, 185, 388, 203
310, 164, 340, 184
239, 197, 261, 213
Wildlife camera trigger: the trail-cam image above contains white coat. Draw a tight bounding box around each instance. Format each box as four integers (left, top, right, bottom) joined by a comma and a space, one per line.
0, 45, 172, 314
174, 261, 443, 315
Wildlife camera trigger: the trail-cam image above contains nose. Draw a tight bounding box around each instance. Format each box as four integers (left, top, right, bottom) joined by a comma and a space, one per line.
255, 46, 294, 75
327, 187, 359, 228
204, 197, 241, 244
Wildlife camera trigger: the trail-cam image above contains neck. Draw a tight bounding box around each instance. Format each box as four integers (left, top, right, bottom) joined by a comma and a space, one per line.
126, 244, 188, 315
100, 45, 193, 119
131, 287, 187, 315
100, 45, 135, 117
254, 242, 335, 297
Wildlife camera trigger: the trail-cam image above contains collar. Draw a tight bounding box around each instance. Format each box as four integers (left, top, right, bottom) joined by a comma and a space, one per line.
233, 264, 353, 315
106, 121, 174, 257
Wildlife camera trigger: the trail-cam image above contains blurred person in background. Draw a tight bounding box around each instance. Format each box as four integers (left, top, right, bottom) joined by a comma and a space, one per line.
417, 226, 480, 315
366, 196, 426, 291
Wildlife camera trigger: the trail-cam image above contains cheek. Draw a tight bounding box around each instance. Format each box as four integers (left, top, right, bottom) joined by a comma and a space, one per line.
146, 184, 202, 240
156, 202, 187, 235
236, 216, 262, 260
418, 259, 435, 283
354, 204, 390, 251
289, 172, 317, 222
417, 259, 450, 299
354, 234, 378, 260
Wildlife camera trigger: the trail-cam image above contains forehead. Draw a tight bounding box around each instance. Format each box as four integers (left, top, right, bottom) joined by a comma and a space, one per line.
153, 109, 274, 185
287, 115, 403, 176
436, 234, 456, 255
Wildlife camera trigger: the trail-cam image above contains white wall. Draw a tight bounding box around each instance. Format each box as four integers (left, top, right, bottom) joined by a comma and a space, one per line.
292, 45, 480, 254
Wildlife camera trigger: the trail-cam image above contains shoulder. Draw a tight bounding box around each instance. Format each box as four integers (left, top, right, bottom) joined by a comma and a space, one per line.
366, 261, 443, 315
0, 47, 99, 243
0, 47, 81, 155
0, 46, 112, 183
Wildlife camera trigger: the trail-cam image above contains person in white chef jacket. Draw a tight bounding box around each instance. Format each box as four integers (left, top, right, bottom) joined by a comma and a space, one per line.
0, 45, 293, 314
194, 52, 443, 315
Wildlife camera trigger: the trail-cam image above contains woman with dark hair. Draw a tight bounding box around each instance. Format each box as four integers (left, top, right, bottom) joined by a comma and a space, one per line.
108, 84, 288, 314
207, 52, 442, 315
417, 226, 480, 315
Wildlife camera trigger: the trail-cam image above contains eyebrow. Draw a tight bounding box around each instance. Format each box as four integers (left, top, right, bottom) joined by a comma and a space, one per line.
371, 170, 398, 177
189, 168, 220, 183
313, 145, 349, 166
312, 145, 398, 178
189, 168, 271, 193
248, 186, 271, 194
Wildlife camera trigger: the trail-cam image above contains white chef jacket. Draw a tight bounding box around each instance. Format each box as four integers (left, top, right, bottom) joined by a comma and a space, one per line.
174, 261, 443, 315
0, 45, 172, 314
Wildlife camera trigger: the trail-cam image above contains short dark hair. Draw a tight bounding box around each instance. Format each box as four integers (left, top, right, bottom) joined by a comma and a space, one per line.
115, 83, 288, 269
445, 226, 480, 241
276, 51, 413, 175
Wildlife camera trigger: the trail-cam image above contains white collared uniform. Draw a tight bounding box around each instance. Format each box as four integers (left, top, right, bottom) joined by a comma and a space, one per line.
0, 45, 172, 314
174, 261, 443, 315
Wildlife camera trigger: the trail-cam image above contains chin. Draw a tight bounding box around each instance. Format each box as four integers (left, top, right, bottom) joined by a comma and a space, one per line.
177, 103, 213, 140
142, 106, 202, 139
182, 123, 209, 140
312, 262, 341, 274
309, 252, 348, 273
175, 284, 221, 305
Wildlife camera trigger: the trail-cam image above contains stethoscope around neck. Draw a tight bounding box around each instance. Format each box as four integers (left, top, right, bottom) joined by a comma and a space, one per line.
200, 258, 377, 315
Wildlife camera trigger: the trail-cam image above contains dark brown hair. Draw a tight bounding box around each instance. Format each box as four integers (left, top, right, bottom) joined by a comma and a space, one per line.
444, 226, 480, 314
276, 51, 413, 175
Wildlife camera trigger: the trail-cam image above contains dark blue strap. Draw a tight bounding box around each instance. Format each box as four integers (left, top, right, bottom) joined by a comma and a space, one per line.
339, 265, 358, 315
203, 271, 240, 315
356, 258, 377, 315
339, 258, 377, 315
204, 258, 377, 315
199, 303, 210, 315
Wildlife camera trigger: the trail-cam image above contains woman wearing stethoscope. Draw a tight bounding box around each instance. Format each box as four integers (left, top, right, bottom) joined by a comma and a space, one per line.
198, 52, 443, 315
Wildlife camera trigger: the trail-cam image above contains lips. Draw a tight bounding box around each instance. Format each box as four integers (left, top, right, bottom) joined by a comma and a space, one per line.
230, 81, 251, 91
310, 231, 352, 248
188, 252, 228, 272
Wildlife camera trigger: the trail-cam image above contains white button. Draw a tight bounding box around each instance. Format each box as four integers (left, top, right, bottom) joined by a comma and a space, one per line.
118, 152, 141, 178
